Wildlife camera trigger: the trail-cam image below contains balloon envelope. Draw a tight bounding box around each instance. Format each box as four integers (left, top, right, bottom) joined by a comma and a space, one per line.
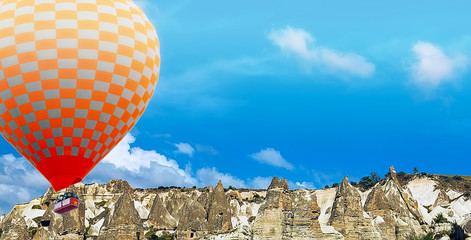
0, 0, 160, 191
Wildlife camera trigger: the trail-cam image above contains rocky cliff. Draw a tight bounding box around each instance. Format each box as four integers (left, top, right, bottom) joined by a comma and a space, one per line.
1, 166, 471, 240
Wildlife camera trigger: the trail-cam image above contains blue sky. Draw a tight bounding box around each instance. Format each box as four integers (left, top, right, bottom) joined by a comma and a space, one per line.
2, 0, 471, 213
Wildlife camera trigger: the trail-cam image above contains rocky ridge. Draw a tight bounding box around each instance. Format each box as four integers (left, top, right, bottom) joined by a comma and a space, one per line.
1, 166, 471, 239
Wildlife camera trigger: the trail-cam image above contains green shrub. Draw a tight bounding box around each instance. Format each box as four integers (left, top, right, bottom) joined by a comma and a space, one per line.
358, 172, 381, 190
331, 183, 339, 188
433, 213, 448, 223
359, 176, 375, 189
359, 173, 381, 190
144, 229, 157, 239
31, 205, 42, 210
371, 172, 381, 182
453, 175, 463, 181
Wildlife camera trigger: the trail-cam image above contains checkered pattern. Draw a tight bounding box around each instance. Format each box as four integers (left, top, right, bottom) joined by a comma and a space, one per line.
0, 0, 160, 166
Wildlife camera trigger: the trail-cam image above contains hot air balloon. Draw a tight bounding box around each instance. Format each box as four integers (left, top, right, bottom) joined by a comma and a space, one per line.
0, 0, 160, 213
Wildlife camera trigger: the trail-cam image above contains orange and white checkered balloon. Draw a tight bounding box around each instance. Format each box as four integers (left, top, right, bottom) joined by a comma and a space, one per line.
0, 0, 160, 191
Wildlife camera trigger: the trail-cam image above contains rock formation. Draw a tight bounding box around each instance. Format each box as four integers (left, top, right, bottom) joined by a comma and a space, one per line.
282, 190, 323, 239
207, 180, 232, 233
2, 167, 471, 240
329, 176, 380, 239
176, 200, 208, 239
147, 195, 177, 230
98, 190, 143, 240
32, 227, 54, 240
105, 179, 133, 194
253, 177, 324, 239
364, 166, 425, 239
0, 215, 30, 240
165, 189, 190, 223
253, 177, 287, 239
434, 189, 451, 207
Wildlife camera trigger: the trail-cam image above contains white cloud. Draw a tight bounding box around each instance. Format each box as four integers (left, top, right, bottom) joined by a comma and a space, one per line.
195, 144, 219, 155
96, 134, 277, 189
250, 148, 294, 170
196, 169, 278, 190
99, 133, 198, 187
269, 26, 375, 77
196, 167, 247, 188
0, 154, 49, 215
103, 134, 183, 172
174, 142, 195, 157
295, 181, 315, 189
410, 41, 468, 88
248, 176, 273, 190
269, 27, 314, 60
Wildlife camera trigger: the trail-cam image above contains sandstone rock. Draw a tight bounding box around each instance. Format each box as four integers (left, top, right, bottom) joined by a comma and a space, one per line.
40, 187, 56, 207
197, 191, 211, 213
165, 189, 190, 222
53, 233, 83, 239
177, 200, 208, 239
98, 190, 143, 240
60, 198, 86, 235
253, 176, 288, 239
389, 166, 424, 224
207, 180, 232, 232
329, 176, 380, 240
147, 194, 177, 230
268, 176, 289, 191
253, 205, 283, 239
226, 189, 243, 202
105, 179, 133, 194
190, 191, 200, 201
282, 190, 323, 239
229, 199, 241, 218
434, 189, 451, 207
259, 177, 288, 212
364, 166, 425, 239
3, 172, 471, 240
364, 184, 398, 239
32, 227, 54, 240
463, 218, 471, 236
0, 215, 30, 240
40, 193, 86, 236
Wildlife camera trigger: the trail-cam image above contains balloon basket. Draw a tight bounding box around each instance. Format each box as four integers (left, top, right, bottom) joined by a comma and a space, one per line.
53, 192, 80, 214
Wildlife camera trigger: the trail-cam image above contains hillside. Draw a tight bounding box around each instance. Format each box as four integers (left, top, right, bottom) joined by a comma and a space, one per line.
1, 166, 471, 240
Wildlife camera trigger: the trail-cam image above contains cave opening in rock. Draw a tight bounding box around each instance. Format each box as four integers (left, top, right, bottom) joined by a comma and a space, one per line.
40, 220, 50, 227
